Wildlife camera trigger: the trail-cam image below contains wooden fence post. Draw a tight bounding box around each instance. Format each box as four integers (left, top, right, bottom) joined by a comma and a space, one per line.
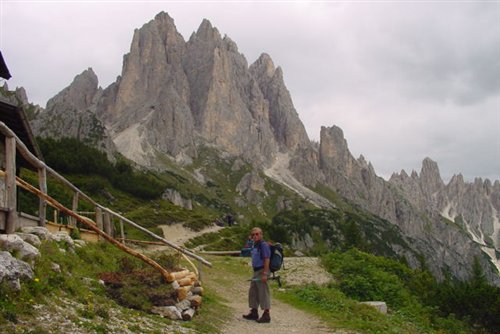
5, 136, 17, 234
95, 206, 103, 239
119, 219, 125, 245
38, 167, 47, 226
69, 191, 79, 227
103, 211, 111, 235
197, 260, 203, 283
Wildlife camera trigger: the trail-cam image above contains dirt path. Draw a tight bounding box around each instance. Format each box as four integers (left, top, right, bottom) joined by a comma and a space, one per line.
158, 223, 224, 246
154, 224, 351, 333
203, 257, 352, 334
215, 281, 333, 333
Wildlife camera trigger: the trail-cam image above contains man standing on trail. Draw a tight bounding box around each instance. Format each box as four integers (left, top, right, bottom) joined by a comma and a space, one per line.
243, 227, 271, 323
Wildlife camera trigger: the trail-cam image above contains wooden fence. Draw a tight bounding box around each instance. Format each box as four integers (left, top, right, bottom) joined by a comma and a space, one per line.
0, 121, 212, 282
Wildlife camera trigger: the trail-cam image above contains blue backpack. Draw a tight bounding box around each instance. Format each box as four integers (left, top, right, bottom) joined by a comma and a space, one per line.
259, 241, 284, 273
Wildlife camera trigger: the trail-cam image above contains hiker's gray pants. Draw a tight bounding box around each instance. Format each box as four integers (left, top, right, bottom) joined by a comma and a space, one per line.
248, 269, 271, 310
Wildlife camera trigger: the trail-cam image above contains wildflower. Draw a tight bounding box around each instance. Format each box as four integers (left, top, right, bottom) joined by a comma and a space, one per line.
34, 278, 40, 283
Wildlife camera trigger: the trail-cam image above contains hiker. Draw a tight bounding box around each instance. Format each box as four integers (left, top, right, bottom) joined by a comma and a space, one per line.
226, 213, 234, 227
240, 235, 254, 257
243, 227, 271, 323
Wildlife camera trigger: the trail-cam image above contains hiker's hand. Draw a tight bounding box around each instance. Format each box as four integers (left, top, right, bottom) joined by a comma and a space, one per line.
261, 273, 268, 283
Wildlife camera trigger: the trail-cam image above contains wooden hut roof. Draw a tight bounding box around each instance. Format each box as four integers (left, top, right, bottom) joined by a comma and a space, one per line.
0, 51, 11, 80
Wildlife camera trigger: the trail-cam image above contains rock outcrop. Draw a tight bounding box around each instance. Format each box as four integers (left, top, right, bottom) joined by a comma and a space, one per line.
390, 160, 500, 276
315, 126, 499, 284
30, 68, 115, 154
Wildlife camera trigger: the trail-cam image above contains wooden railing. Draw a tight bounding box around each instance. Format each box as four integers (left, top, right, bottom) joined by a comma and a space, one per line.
0, 121, 212, 281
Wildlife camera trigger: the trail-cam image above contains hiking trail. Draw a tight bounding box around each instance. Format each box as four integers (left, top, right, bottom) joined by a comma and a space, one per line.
158, 224, 355, 333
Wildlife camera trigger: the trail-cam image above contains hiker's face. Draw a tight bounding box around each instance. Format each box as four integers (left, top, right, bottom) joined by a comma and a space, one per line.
251, 231, 262, 242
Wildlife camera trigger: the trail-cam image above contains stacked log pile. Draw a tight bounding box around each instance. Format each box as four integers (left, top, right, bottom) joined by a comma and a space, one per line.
151, 268, 203, 321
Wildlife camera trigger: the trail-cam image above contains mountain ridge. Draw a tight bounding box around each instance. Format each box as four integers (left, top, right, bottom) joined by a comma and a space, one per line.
17, 11, 499, 285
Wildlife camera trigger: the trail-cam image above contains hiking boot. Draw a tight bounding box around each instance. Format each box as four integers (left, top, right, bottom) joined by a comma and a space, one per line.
257, 310, 271, 323
242, 309, 259, 320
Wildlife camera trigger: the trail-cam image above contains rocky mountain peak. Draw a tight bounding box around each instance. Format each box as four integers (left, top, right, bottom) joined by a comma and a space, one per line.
192, 18, 221, 43
222, 35, 239, 53
46, 68, 98, 111
319, 125, 355, 174
153, 11, 175, 24
14, 87, 29, 105
419, 157, 445, 194
250, 53, 276, 80
449, 173, 465, 186
249, 54, 309, 152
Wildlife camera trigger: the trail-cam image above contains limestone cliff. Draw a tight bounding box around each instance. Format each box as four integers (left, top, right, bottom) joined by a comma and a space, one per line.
390, 160, 500, 277
317, 126, 499, 284
30, 68, 114, 153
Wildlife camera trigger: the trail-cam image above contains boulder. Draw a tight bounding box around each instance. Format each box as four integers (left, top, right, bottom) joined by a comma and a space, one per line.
151, 306, 182, 320
0, 251, 34, 290
20, 226, 51, 240
48, 232, 75, 248
74, 239, 86, 248
361, 301, 387, 314
16, 232, 42, 248
0, 234, 40, 262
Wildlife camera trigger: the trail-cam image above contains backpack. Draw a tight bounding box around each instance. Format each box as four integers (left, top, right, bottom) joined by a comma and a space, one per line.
259, 241, 284, 273
269, 242, 284, 273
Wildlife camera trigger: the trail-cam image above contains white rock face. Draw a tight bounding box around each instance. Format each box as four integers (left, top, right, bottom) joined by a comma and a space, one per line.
361, 301, 388, 314
0, 251, 34, 290
0, 234, 40, 262
20, 226, 51, 240
162, 188, 193, 210
15, 232, 42, 248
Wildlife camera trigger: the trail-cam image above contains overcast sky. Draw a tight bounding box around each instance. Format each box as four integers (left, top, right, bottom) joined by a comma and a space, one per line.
1, 1, 499, 182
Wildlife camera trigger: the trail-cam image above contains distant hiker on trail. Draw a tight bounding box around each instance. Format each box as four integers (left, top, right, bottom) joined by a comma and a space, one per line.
226, 213, 234, 227
243, 227, 271, 323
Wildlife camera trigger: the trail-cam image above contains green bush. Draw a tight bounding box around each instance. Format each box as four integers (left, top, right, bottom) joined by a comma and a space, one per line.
320, 249, 497, 333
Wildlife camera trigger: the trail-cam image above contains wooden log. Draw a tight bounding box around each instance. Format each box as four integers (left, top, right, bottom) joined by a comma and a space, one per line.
187, 295, 202, 308
9, 174, 174, 283
170, 269, 190, 280
185, 272, 197, 280
178, 277, 194, 287
38, 167, 47, 226
199, 250, 241, 256
177, 288, 188, 301
5, 136, 17, 234
176, 286, 193, 301
171, 280, 180, 290
101, 208, 213, 268
192, 286, 204, 296
175, 299, 191, 311
181, 308, 196, 321
180, 252, 199, 278
116, 238, 165, 245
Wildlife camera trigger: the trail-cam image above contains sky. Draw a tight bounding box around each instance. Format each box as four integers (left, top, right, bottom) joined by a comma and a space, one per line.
1, 0, 499, 182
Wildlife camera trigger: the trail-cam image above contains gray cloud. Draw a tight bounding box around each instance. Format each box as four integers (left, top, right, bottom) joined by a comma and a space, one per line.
1, 1, 498, 182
